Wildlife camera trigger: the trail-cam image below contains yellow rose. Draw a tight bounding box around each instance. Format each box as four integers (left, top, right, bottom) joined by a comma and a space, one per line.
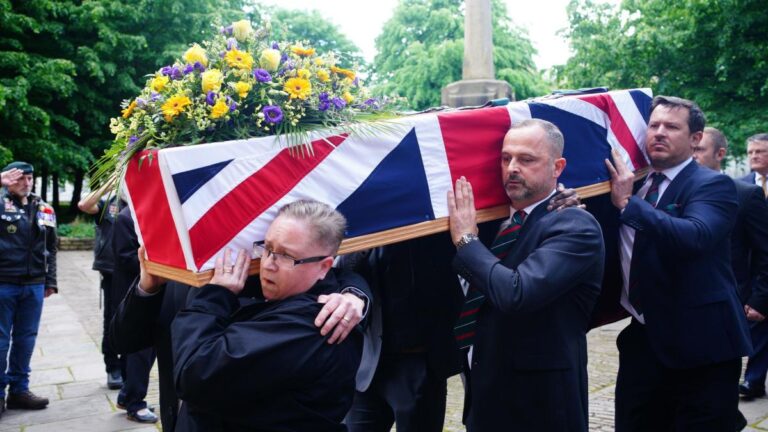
232, 20, 253, 42
343, 91, 354, 104
201, 69, 223, 93
234, 81, 252, 99
210, 98, 229, 119
316, 69, 330, 83
297, 68, 311, 79
260, 49, 281, 72
151, 75, 169, 92
183, 43, 208, 67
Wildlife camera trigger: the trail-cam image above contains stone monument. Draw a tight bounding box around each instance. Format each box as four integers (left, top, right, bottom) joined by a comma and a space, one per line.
441, 0, 514, 107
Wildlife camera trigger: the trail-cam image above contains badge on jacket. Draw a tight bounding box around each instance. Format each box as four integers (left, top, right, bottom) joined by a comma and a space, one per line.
3, 198, 16, 213
6, 224, 16, 234
37, 204, 56, 228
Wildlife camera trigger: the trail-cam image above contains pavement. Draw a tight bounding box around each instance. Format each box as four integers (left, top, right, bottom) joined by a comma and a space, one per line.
0, 250, 766, 431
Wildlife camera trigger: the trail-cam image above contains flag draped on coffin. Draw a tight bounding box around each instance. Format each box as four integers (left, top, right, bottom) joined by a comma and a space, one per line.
123, 88, 652, 274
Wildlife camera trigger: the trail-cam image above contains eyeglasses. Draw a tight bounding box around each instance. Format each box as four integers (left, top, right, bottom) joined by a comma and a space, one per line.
253, 241, 329, 267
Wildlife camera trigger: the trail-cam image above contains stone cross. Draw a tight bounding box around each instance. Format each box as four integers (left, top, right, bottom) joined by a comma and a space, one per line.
441, 0, 513, 107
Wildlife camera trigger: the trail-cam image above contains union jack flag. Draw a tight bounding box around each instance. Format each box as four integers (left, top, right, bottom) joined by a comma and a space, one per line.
123, 88, 652, 275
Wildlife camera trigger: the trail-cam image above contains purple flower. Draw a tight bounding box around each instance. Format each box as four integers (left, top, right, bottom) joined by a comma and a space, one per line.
150, 92, 161, 102
331, 97, 346, 110
226, 38, 238, 50
193, 61, 206, 72
226, 96, 237, 112
280, 52, 289, 63
271, 42, 279, 50
253, 68, 271, 83
220, 25, 233, 35
206, 91, 217, 106
128, 135, 138, 145
318, 101, 330, 112
135, 98, 147, 108
161, 65, 182, 80
263, 105, 283, 124
182, 64, 195, 75
319, 92, 330, 102
353, 77, 360, 87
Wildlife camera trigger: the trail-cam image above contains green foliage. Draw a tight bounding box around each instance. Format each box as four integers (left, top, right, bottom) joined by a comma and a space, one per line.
263, 8, 364, 68
557, 0, 768, 160
58, 216, 95, 238
371, 0, 548, 110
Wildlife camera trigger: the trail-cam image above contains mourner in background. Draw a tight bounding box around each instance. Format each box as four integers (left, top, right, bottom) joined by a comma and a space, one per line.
0, 162, 57, 417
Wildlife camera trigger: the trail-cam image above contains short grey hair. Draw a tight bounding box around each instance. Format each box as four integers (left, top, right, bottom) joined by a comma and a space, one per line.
510, 118, 564, 158
748, 133, 768, 145
704, 127, 728, 154
276, 199, 347, 255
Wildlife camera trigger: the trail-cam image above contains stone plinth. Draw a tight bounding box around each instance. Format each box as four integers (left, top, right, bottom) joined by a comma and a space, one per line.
441, 79, 514, 108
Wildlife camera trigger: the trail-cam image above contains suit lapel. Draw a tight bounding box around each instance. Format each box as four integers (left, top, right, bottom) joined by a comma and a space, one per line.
655, 160, 696, 210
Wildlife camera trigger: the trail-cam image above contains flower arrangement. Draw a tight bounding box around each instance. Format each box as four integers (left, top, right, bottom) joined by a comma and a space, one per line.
97, 19, 393, 184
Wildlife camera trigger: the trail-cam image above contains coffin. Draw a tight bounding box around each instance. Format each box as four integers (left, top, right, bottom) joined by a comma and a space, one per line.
123, 88, 652, 285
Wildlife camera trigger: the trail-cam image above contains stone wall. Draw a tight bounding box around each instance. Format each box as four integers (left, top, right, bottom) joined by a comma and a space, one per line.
58, 237, 94, 251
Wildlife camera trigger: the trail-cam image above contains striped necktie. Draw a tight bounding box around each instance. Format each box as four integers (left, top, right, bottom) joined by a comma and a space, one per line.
644, 173, 666, 207
454, 210, 527, 349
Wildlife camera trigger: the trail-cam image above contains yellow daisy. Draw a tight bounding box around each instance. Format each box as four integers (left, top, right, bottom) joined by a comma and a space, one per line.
225, 49, 254, 70
284, 77, 312, 100
161, 94, 192, 122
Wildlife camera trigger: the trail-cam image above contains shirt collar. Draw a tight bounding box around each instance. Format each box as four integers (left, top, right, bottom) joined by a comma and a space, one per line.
648, 157, 692, 183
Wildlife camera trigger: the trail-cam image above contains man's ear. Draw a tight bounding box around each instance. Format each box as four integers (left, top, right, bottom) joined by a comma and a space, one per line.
553, 157, 567, 178
317, 256, 334, 280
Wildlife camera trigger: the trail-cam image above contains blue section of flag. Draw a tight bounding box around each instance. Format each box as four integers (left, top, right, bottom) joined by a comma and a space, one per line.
337, 128, 435, 237
529, 103, 613, 188
172, 159, 233, 204
629, 90, 652, 123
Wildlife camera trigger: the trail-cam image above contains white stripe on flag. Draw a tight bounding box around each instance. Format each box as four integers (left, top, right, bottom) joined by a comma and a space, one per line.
413, 114, 453, 219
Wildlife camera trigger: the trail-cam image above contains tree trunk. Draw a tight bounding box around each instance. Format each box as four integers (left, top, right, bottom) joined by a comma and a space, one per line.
52, 173, 60, 211
40, 167, 48, 201
70, 169, 84, 216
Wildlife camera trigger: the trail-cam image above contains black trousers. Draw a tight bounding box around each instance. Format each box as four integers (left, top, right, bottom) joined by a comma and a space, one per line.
100, 272, 124, 374
345, 352, 447, 432
118, 347, 156, 413
615, 320, 741, 432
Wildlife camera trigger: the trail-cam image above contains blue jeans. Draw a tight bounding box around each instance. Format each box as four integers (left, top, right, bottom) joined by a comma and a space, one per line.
0, 283, 44, 398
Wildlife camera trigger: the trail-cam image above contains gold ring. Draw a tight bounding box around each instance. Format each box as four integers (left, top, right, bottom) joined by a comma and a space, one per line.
342, 317, 351, 323
223, 266, 234, 273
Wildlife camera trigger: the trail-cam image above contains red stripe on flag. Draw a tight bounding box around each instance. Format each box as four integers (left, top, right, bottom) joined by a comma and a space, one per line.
456, 331, 476, 341
189, 135, 347, 268
580, 94, 647, 170
125, 149, 187, 268
439, 107, 510, 210
459, 307, 481, 319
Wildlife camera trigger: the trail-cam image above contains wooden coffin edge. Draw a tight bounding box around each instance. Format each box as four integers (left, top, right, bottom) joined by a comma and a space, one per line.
146, 168, 648, 287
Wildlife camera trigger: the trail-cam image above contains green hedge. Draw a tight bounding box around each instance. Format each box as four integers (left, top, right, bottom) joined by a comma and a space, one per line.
58, 217, 94, 238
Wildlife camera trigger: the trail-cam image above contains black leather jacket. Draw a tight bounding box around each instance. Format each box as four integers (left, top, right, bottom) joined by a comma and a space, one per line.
0, 190, 58, 290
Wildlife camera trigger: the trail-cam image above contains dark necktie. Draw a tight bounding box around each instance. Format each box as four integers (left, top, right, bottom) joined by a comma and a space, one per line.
454, 210, 527, 349
644, 172, 666, 207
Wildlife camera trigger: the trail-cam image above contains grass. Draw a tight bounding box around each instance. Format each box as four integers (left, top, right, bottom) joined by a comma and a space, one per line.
58, 216, 95, 238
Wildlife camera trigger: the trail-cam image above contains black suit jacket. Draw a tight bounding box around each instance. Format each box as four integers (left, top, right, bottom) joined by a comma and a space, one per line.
732, 178, 768, 314
621, 161, 751, 368
453, 204, 605, 432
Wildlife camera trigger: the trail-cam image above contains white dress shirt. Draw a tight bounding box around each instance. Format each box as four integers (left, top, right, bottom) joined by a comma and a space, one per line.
619, 158, 692, 323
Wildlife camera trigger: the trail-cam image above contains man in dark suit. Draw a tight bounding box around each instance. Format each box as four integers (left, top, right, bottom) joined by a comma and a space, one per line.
740, 133, 768, 196
730, 132, 768, 399
605, 96, 752, 431
447, 118, 605, 431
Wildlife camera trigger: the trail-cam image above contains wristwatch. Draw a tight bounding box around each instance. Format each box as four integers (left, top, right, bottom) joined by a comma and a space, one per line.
456, 233, 479, 249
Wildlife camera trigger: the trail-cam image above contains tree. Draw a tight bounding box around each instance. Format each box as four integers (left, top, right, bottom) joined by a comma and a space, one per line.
371, 0, 548, 110
263, 7, 364, 68
557, 0, 768, 159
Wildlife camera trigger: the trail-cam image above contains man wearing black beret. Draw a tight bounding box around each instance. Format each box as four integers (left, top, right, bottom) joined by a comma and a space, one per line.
0, 161, 57, 417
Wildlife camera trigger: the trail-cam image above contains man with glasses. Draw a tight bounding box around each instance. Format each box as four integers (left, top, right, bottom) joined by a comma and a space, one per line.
137, 199, 365, 431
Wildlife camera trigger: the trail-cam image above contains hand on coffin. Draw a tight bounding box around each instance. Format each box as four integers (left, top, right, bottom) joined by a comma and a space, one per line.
604, 148, 635, 210
209, 248, 251, 295
547, 183, 585, 211
315, 292, 364, 344
447, 176, 479, 245
138, 246, 168, 294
